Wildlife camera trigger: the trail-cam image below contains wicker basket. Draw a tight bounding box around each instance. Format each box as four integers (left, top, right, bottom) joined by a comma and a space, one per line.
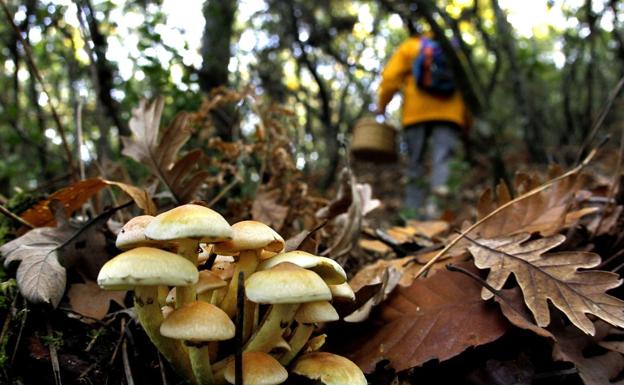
351, 117, 398, 162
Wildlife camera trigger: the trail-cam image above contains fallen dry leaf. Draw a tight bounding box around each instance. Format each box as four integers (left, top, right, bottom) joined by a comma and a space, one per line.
475, 173, 597, 238
67, 280, 126, 320
344, 263, 509, 372
20, 178, 156, 228
553, 321, 624, 385
469, 233, 624, 335
21, 178, 107, 227
320, 169, 363, 260
2, 203, 76, 306
122, 97, 209, 203
102, 180, 157, 215
251, 189, 289, 231
2, 203, 123, 307
494, 288, 554, 339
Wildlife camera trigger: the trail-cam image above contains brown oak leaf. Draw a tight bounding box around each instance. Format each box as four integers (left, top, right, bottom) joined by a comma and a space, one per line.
469, 233, 624, 335
121, 97, 209, 203
344, 263, 509, 372
475, 172, 596, 238
553, 321, 624, 385
67, 280, 126, 321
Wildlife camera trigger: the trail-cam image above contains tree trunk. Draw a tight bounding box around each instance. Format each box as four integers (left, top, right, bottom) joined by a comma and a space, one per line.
199, 0, 237, 140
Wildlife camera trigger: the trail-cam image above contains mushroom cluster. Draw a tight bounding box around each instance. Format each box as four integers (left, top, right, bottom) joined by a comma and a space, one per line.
97, 204, 366, 385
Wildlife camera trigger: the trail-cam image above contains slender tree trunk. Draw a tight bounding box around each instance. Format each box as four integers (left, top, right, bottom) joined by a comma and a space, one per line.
491, 0, 547, 163
199, 0, 237, 140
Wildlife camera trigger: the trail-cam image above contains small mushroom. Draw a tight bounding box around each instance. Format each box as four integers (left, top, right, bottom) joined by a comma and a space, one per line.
223, 351, 288, 385
97, 247, 198, 381
115, 215, 159, 250
291, 352, 367, 385
279, 301, 339, 365
145, 204, 232, 307
214, 220, 284, 341
160, 301, 235, 385
257, 250, 347, 285
244, 262, 331, 353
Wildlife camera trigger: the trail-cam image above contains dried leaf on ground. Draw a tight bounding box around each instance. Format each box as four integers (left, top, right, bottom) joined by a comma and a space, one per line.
67, 280, 126, 321
552, 321, 624, 385
469, 233, 624, 335
345, 263, 509, 372
252, 189, 289, 231
20, 178, 157, 228
121, 97, 209, 203
102, 180, 157, 215
343, 266, 402, 323
349, 251, 464, 292
358, 239, 393, 255
320, 169, 378, 260
1, 204, 121, 307
475, 173, 597, 238
494, 288, 554, 339
1, 207, 76, 306
21, 178, 107, 227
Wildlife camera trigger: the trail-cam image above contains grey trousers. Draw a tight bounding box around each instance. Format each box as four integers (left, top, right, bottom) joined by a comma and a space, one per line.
404, 122, 461, 210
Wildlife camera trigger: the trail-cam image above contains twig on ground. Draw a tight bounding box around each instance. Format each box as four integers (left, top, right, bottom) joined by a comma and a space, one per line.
235, 272, 244, 385
207, 177, 241, 208
157, 353, 169, 385
109, 317, 127, 366
11, 297, 27, 366
121, 322, 135, 385
0, 204, 34, 229
414, 145, 601, 279
46, 320, 63, 385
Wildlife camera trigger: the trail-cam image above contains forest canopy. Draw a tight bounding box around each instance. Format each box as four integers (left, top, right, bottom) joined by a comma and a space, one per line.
1, 0, 623, 196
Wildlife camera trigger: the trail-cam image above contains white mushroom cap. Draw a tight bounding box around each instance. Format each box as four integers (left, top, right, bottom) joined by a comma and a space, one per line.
213, 220, 284, 255
295, 301, 339, 324
97, 247, 198, 290
258, 251, 347, 285
115, 215, 158, 250
292, 352, 367, 385
145, 204, 232, 242
160, 301, 235, 342
224, 351, 288, 385
246, 262, 331, 304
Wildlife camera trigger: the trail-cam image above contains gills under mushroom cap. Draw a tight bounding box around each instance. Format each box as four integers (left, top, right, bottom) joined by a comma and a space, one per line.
295, 301, 339, 324
145, 204, 232, 242
97, 247, 198, 290
245, 262, 331, 304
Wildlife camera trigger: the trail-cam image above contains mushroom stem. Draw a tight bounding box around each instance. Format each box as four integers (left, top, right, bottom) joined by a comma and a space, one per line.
176, 240, 200, 307
134, 286, 194, 382
243, 303, 299, 352
189, 346, 214, 385
220, 250, 258, 317
279, 323, 314, 365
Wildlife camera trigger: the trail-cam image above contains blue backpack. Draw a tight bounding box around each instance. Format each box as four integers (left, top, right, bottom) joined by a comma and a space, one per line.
412, 38, 456, 97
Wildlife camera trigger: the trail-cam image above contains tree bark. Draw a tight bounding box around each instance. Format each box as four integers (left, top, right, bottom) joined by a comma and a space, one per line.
199, 0, 237, 140
490, 0, 547, 162
75, 0, 129, 145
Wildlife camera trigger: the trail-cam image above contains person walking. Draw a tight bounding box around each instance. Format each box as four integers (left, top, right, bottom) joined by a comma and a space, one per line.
377, 29, 470, 218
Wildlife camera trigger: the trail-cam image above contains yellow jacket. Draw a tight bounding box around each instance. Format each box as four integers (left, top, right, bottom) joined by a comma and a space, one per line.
378, 36, 469, 129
